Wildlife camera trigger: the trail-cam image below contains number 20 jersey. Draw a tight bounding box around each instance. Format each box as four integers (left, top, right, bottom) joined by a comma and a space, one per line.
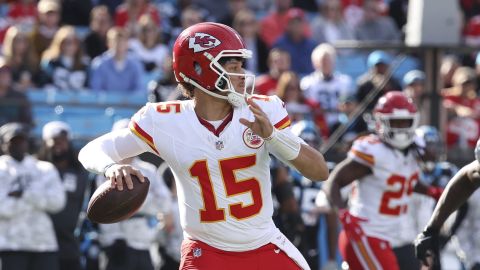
129, 96, 294, 252
347, 134, 420, 244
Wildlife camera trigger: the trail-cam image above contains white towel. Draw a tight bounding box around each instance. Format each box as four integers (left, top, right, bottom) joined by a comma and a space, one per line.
269, 228, 311, 270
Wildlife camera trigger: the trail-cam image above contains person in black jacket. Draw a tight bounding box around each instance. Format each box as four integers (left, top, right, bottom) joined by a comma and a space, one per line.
37, 121, 89, 270
232, 9, 269, 75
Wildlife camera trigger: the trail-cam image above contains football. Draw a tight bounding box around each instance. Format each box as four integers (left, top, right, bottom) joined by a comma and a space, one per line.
87, 175, 150, 224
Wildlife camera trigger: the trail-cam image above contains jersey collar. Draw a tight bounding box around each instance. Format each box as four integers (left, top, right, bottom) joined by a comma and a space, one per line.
196, 110, 234, 137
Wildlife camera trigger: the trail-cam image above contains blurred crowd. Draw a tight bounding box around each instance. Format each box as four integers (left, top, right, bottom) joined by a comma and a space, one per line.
2, 0, 480, 270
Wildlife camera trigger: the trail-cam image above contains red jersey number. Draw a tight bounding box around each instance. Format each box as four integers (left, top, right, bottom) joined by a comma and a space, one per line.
379, 173, 419, 216
189, 154, 263, 223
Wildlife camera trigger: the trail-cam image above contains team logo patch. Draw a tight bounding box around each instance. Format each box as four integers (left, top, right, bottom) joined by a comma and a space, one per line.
188, 33, 221, 53
193, 247, 202, 258
243, 128, 264, 149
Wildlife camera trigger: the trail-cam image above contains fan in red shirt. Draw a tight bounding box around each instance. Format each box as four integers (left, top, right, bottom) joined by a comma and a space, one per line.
255, 48, 291, 96
114, 0, 160, 30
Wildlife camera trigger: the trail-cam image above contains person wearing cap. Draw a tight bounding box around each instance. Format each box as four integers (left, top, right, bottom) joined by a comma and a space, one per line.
36, 121, 88, 270
0, 122, 66, 270
354, 0, 400, 42
272, 8, 316, 76
301, 43, 354, 131
30, 0, 61, 61
356, 50, 402, 111
96, 119, 172, 270
259, 0, 311, 47
441, 66, 480, 166
403, 70, 429, 125
0, 57, 33, 127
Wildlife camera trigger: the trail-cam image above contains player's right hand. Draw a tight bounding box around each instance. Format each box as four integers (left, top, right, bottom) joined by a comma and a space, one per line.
104, 164, 145, 191
338, 209, 367, 241
414, 228, 440, 269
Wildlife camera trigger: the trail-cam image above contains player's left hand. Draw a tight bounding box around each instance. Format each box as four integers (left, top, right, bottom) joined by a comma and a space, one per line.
239, 98, 273, 138
414, 228, 441, 269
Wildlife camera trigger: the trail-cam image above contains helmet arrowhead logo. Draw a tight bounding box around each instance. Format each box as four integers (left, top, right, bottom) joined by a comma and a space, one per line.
189, 33, 221, 53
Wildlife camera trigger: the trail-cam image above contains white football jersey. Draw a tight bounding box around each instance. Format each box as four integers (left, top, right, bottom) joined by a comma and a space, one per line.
129, 95, 293, 251
347, 134, 420, 244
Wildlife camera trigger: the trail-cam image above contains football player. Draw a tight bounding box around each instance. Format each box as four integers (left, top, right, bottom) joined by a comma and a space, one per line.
78, 22, 328, 270
323, 91, 422, 269
415, 139, 480, 269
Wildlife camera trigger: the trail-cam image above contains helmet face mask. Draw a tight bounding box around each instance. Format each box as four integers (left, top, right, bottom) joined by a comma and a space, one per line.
375, 113, 419, 150
173, 23, 255, 106
374, 92, 419, 150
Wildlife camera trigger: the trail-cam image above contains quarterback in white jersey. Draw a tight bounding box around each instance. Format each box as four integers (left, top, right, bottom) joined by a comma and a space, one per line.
78, 22, 328, 270
324, 91, 422, 270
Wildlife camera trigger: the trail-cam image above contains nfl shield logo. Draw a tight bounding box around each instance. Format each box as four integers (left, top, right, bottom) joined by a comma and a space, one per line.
215, 141, 224, 150
193, 247, 202, 258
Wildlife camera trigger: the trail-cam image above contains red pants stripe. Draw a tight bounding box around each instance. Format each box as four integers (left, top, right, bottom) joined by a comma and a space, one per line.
338, 230, 399, 270
180, 239, 302, 270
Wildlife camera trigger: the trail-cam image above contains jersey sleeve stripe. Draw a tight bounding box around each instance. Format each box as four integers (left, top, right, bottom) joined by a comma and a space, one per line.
274, 116, 291, 130
350, 149, 374, 166
129, 121, 160, 155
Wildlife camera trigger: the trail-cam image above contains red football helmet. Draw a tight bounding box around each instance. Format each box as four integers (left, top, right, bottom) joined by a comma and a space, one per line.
172, 22, 254, 106
373, 91, 419, 149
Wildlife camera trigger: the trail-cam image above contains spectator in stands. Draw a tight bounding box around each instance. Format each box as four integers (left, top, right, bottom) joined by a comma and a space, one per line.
354, 0, 400, 42
97, 0, 123, 16
40, 26, 89, 91
30, 0, 61, 61
2, 25, 40, 92
148, 56, 181, 102
255, 48, 290, 95
0, 122, 66, 270
442, 66, 480, 165
114, 0, 160, 35
232, 9, 269, 75
310, 0, 355, 44
276, 71, 329, 137
60, 0, 92, 26
37, 121, 88, 270
84, 5, 112, 60
89, 27, 145, 93
388, 0, 408, 33
0, 58, 32, 127
97, 118, 171, 270
259, 0, 310, 47
220, 0, 248, 27
168, 5, 204, 47
273, 8, 316, 76
4, 0, 37, 37
440, 55, 460, 89
129, 14, 169, 73
356, 50, 402, 110
301, 43, 353, 131
403, 70, 429, 125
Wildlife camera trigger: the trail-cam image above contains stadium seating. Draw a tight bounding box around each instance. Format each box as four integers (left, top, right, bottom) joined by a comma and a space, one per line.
27, 90, 146, 142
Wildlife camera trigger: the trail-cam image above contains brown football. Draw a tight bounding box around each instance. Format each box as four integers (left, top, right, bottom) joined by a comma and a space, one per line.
87, 175, 150, 224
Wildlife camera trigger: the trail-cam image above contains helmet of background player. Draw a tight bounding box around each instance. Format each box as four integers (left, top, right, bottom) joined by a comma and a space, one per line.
291, 120, 322, 149
172, 22, 254, 107
415, 125, 444, 171
373, 91, 419, 150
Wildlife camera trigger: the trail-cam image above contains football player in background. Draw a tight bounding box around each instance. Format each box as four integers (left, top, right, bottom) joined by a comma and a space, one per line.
79, 22, 329, 270
415, 139, 480, 269
323, 92, 424, 270
290, 120, 337, 270
0, 122, 66, 270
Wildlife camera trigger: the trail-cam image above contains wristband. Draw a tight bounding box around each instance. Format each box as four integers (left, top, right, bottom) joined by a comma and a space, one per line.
265, 128, 301, 161
103, 163, 116, 177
